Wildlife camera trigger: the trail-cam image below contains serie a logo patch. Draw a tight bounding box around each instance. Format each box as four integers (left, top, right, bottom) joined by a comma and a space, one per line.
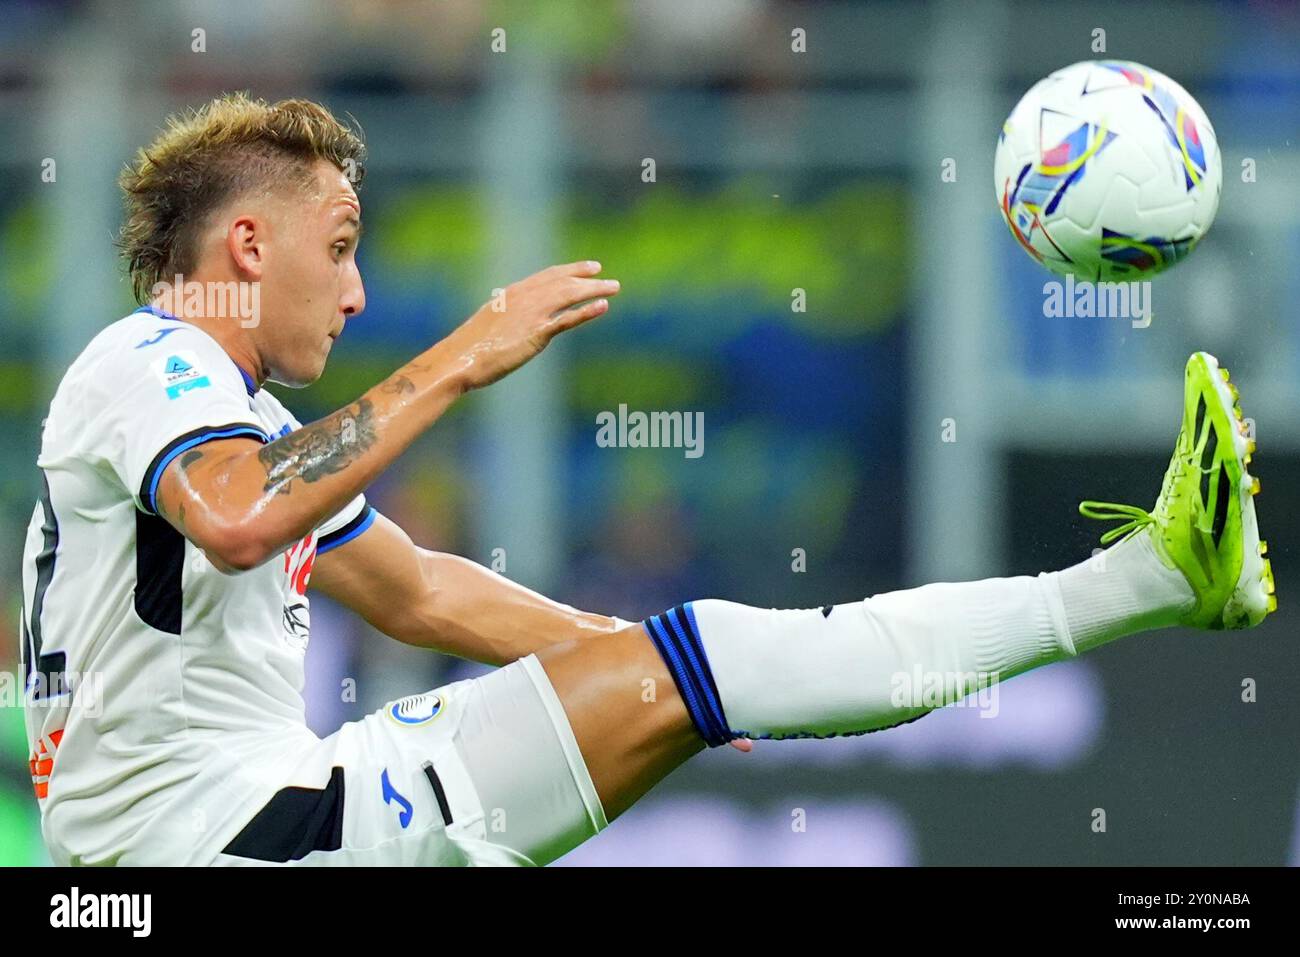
386, 692, 443, 726
153, 351, 211, 399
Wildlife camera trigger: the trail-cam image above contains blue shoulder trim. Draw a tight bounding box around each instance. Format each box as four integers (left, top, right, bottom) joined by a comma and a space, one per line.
140, 423, 270, 515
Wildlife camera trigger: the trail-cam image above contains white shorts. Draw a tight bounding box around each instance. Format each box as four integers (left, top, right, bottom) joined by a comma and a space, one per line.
210, 654, 607, 866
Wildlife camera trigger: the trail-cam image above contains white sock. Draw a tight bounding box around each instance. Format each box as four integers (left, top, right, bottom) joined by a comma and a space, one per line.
1047, 532, 1194, 654
643, 535, 1194, 743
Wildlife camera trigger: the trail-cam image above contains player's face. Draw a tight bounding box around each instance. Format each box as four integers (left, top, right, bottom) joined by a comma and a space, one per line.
259, 161, 365, 387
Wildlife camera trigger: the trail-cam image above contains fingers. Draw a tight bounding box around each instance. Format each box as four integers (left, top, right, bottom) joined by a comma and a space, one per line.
548, 296, 610, 333
548, 277, 620, 314
537, 260, 604, 281
511, 263, 618, 313
493, 261, 619, 337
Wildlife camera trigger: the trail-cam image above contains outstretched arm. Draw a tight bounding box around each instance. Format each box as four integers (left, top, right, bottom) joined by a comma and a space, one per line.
154, 261, 618, 571
309, 512, 623, 666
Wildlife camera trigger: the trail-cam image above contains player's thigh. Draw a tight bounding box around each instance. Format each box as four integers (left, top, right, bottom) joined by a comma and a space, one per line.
533, 624, 704, 821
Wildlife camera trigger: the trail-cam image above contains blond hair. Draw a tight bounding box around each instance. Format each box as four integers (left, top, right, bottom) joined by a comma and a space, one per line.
117, 92, 366, 303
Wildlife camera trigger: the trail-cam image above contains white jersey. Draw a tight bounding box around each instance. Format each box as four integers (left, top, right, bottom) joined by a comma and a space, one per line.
20, 306, 376, 865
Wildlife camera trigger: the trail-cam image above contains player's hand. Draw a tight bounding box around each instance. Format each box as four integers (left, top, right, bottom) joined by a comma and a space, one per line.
445, 261, 620, 391
728, 738, 754, 753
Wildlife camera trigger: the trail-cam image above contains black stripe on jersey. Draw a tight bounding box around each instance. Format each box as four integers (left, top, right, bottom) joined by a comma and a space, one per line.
24, 474, 68, 698
135, 511, 186, 635
138, 422, 269, 515
222, 766, 347, 863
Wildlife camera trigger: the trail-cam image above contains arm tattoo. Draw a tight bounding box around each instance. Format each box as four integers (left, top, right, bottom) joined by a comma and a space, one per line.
380, 374, 415, 396
258, 398, 378, 496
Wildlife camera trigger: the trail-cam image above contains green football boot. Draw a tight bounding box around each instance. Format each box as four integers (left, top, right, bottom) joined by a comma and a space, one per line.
1079, 351, 1275, 630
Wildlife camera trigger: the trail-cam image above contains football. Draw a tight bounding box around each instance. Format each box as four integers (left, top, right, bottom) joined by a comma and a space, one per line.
994, 59, 1222, 280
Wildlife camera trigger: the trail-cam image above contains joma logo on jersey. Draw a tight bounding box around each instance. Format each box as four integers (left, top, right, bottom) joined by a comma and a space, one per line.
380, 768, 413, 828
153, 351, 211, 399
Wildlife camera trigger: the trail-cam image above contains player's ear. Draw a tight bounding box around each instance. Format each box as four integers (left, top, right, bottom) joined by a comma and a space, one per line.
226, 214, 266, 280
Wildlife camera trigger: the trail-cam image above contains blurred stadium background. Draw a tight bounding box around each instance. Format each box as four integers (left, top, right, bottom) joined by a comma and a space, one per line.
1, 0, 1298, 865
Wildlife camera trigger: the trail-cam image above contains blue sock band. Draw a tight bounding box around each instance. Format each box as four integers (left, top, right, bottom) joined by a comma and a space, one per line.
641, 602, 734, 748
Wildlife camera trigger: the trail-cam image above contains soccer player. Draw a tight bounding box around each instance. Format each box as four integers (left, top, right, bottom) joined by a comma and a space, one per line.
21, 94, 1276, 866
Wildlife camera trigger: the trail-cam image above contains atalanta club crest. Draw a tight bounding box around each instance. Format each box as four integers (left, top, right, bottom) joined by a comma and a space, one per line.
387, 692, 443, 726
